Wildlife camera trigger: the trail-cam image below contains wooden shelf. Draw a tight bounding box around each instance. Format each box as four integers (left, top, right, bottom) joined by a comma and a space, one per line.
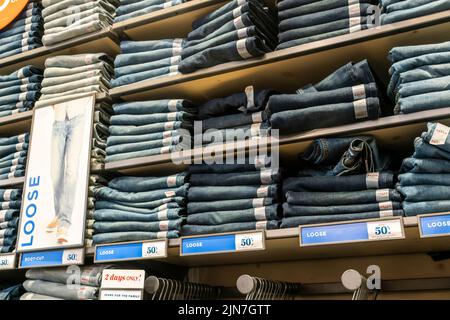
113, 0, 228, 40
0, 28, 120, 74
110, 11, 450, 103
0, 176, 25, 188
0, 111, 33, 136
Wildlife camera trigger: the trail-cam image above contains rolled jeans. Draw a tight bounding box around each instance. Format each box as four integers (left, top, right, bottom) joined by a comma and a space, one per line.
270, 97, 380, 134
92, 230, 179, 244
181, 220, 280, 235
23, 280, 98, 300
190, 169, 280, 186
403, 200, 450, 216
94, 208, 184, 222
280, 210, 404, 227
51, 113, 85, 229
186, 205, 279, 225
283, 173, 395, 192
187, 198, 275, 214
188, 185, 279, 201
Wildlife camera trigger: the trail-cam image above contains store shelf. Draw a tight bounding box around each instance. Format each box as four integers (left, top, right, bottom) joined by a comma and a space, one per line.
0, 28, 120, 74
0, 111, 33, 136
104, 108, 450, 175
0, 176, 25, 188
110, 11, 450, 103
85, 216, 450, 268
113, 0, 228, 40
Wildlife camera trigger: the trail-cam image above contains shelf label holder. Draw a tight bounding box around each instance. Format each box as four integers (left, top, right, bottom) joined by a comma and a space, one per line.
94, 239, 168, 263
18, 247, 85, 268
0, 252, 17, 270
418, 213, 450, 238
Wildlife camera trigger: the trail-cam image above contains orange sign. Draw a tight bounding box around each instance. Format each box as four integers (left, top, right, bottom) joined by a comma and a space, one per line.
0, 0, 29, 31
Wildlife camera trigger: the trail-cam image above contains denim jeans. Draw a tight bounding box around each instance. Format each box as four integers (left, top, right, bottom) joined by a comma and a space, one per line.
181, 220, 280, 235
108, 173, 188, 192
43, 0, 116, 22
105, 144, 187, 162
381, 0, 450, 24
51, 113, 85, 229
93, 230, 179, 244
0, 235, 16, 247
44, 7, 113, 30
396, 90, 450, 114
397, 185, 450, 202
95, 184, 188, 203
401, 157, 450, 173
283, 201, 401, 217
45, 54, 112, 68
107, 130, 185, 147
280, 210, 404, 227
114, 56, 180, 80
106, 136, 188, 155
270, 97, 380, 134
396, 75, 450, 100
26, 267, 103, 287
201, 111, 266, 131
421, 122, 450, 150
112, 100, 194, 115
95, 200, 184, 214
398, 172, 450, 187
112, 66, 178, 87
115, 46, 181, 68
190, 169, 279, 186
109, 121, 191, 136
199, 87, 275, 119
179, 37, 269, 74
0, 210, 19, 223
403, 200, 450, 216
115, 0, 185, 22
0, 91, 40, 105
188, 185, 279, 201
0, 284, 23, 300
389, 41, 450, 63
286, 189, 401, 206
187, 198, 274, 214
21, 293, 62, 300
0, 142, 28, 159
94, 208, 184, 222
110, 111, 194, 126
42, 19, 111, 46
44, 62, 112, 78
189, 157, 271, 173
284, 173, 395, 192
413, 138, 450, 161
0, 30, 43, 47
23, 280, 98, 300
0, 22, 43, 39
0, 84, 41, 97
186, 204, 279, 225
94, 219, 184, 233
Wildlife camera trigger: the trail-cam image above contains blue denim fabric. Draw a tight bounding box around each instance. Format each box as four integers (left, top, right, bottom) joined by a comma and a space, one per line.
179, 37, 270, 74
107, 130, 187, 146
108, 173, 188, 192
187, 205, 280, 225
199, 87, 275, 119
187, 198, 274, 214
398, 185, 450, 202
93, 230, 180, 244
7, 14, 43, 30
120, 39, 184, 54
398, 172, 450, 186
0, 201, 22, 210
95, 200, 184, 214
0, 143, 28, 158
0, 23, 43, 38
0, 30, 43, 47
112, 99, 195, 115
0, 75, 43, 89
284, 173, 395, 192
95, 184, 188, 203
401, 157, 450, 173
94, 208, 184, 222
0, 44, 41, 59
270, 97, 380, 134
0, 235, 16, 247
201, 111, 266, 131
396, 75, 450, 100
0, 84, 41, 97
188, 185, 279, 201
25, 266, 104, 287
0, 165, 25, 175
421, 122, 450, 151
0, 92, 40, 105
110, 112, 194, 126
109, 121, 192, 136
0, 217, 19, 229
0, 151, 27, 163
402, 200, 450, 216
0, 170, 25, 180
277, 0, 316, 11
115, 47, 181, 67
111, 65, 179, 87
23, 280, 98, 300
381, 0, 450, 24
190, 170, 280, 186
0, 37, 41, 54
0, 210, 20, 222
94, 219, 184, 233
388, 41, 450, 63
413, 138, 450, 161
0, 134, 29, 146
396, 90, 450, 114
0, 66, 42, 81
286, 189, 402, 206
0, 284, 23, 300
114, 56, 180, 79
106, 136, 187, 155
181, 220, 280, 235
115, 0, 184, 22
189, 158, 271, 173
105, 144, 185, 162
280, 210, 404, 227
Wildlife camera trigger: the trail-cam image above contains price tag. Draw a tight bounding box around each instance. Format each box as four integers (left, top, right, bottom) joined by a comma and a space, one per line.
94, 240, 168, 263
19, 248, 84, 268
0, 253, 16, 270
181, 231, 265, 256
419, 214, 450, 238
299, 218, 404, 246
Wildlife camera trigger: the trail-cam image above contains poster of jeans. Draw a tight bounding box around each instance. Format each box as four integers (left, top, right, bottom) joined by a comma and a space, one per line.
16, 95, 94, 252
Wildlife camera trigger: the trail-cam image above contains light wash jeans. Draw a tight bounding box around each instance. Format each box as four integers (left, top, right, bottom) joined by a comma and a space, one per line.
25, 266, 103, 287
23, 280, 98, 300
381, 0, 450, 24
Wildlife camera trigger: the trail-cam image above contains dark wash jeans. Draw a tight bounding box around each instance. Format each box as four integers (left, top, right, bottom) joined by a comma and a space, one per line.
190, 169, 280, 186
188, 185, 279, 202
187, 197, 275, 214
181, 220, 280, 236
202, 111, 267, 131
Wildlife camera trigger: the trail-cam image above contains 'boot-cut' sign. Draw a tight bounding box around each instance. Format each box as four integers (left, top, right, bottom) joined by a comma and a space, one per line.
0, 0, 29, 30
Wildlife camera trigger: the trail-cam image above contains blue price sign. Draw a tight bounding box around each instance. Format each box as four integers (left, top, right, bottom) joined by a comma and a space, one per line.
419, 214, 450, 238
94, 240, 167, 263
299, 218, 404, 246
19, 248, 84, 268
180, 231, 265, 256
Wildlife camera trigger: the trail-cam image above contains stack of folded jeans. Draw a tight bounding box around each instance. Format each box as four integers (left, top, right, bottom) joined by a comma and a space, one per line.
387, 41, 450, 114
380, 0, 450, 24
86, 174, 110, 248
92, 103, 112, 167
0, 188, 23, 253
178, 0, 277, 73
111, 39, 184, 88
106, 99, 194, 162
0, 65, 42, 118
41, 0, 119, 46
36, 53, 114, 106
21, 266, 105, 300
0, 1, 43, 59
0, 133, 29, 181
277, 0, 378, 50
196, 86, 276, 146
182, 157, 281, 236
268, 59, 382, 134
280, 136, 403, 227
115, 0, 186, 23
397, 122, 450, 216
0, 284, 24, 300
92, 173, 188, 244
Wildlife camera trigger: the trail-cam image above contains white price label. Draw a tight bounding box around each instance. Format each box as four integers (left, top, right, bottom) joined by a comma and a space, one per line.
235, 232, 264, 251
62, 248, 84, 265
366, 220, 403, 240
0, 253, 16, 270
430, 123, 450, 145
141, 240, 167, 258
100, 289, 143, 300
